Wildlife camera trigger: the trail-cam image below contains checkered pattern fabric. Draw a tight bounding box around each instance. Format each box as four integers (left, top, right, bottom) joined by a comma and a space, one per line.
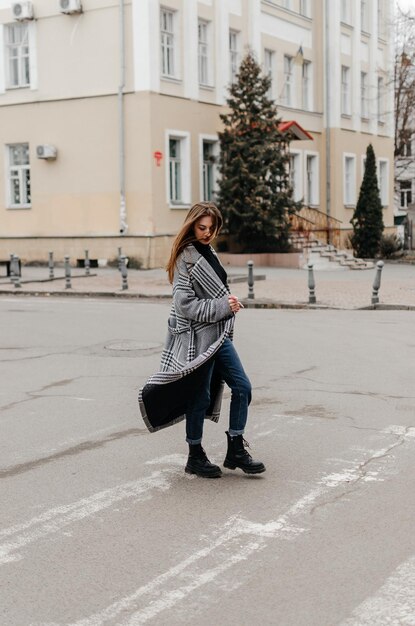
139, 244, 235, 433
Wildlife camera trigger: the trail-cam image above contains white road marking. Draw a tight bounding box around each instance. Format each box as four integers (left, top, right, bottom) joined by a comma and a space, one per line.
340, 555, 415, 626
66, 426, 415, 626
68, 517, 297, 626
0, 464, 185, 565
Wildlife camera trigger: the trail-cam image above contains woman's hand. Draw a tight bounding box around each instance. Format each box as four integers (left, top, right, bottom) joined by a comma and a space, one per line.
228, 295, 244, 313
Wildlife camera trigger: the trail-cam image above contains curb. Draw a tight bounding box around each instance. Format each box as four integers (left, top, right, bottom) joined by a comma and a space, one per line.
0, 290, 414, 311
0, 289, 172, 300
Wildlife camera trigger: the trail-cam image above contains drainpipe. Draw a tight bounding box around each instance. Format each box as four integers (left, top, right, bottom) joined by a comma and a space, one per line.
119, 0, 128, 234
325, 0, 331, 244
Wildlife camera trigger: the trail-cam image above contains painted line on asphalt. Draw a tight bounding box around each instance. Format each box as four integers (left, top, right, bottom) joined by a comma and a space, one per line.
0, 462, 187, 565
340, 555, 415, 626
66, 425, 415, 626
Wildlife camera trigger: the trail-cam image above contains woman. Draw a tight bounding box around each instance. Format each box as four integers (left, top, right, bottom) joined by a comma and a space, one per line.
139, 202, 265, 478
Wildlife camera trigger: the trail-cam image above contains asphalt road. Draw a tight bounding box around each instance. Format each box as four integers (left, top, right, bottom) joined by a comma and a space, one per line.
1, 297, 415, 626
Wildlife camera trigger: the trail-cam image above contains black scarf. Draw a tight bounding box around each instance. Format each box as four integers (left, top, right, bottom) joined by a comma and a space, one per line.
192, 242, 228, 288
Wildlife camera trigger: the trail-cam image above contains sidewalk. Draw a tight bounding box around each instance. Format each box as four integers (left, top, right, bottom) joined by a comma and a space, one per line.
0, 263, 414, 310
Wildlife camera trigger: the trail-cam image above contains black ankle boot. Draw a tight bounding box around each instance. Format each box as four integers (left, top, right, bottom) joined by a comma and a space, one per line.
185, 444, 222, 478
223, 432, 266, 474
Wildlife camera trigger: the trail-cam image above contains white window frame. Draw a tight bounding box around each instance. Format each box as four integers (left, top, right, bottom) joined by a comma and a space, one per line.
377, 0, 384, 38
343, 153, 356, 207
361, 0, 368, 31
199, 134, 219, 202
160, 8, 178, 79
377, 76, 385, 123
283, 54, 294, 107
299, 0, 311, 18
304, 151, 319, 206
341, 65, 351, 116
341, 0, 351, 24
302, 60, 312, 111
361, 154, 367, 179
289, 149, 303, 202
6, 143, 31, 209
361, 71, 368, 118
264, 48, 275, 99
165, 130, 191, 208
229, 29, 240, 84
198, 19, 211, 87
400, 180, 412, 209
377, 158, 389, 207
4, 22, 31, 89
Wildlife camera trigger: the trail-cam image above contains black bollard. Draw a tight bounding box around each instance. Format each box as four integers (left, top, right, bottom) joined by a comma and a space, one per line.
84, 249, 90, 276
247, 260, 254, 299
64, 256, 72, 289
308, 263, 316, 304
48, 251, 54, 280
371, 261, 384, 305
120, 255, 128, 290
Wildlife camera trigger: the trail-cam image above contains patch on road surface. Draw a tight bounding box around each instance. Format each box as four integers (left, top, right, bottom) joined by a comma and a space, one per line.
76, 340, 163, 358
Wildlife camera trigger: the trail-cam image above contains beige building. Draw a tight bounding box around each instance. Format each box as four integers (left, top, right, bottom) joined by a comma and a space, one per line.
0, 0, 395, 267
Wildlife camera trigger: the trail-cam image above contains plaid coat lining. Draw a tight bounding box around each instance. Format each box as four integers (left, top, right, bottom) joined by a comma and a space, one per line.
138, 244, 235, 433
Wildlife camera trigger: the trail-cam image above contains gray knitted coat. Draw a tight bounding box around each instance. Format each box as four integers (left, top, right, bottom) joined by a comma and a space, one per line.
139, 243, 234, 433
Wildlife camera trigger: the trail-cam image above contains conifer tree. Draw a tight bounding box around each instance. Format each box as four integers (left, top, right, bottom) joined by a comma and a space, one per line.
216, 51, 299, 252
350, 144, 384, 258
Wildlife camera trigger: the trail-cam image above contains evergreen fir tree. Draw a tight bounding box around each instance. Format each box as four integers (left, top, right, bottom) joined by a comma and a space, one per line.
350, 144, 384, 258
216, 51, 299, 252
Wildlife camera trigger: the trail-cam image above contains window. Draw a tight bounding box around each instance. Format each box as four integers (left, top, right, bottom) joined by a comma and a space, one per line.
7, 143, 31, 208
229, 30, 240, 83
198, 20, 210, 86
400, 181, 412, 209
377, 0, 384, 38
302, 61, 311, 111
5, 23, 30, 88
341, 66, 351, 115
201, 140, 217, 201
344, 155, 356, 206
166, 131, 190, 206
299, 0, 311, 17
402, 132, 412, 157
169, 138, 181, 203
378, 159, 388, 206
160, 8, 175, 77
283, 55, 294, 106
341, 0, 351, 24
264, 49, 275, 98
361, 0, 368, 31
361, 72, 368, 118
305, 154, 319, 206
377, 76, 385, 122
289, 152, 302, 201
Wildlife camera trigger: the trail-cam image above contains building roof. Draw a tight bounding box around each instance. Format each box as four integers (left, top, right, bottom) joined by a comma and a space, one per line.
278, 121, 313, 141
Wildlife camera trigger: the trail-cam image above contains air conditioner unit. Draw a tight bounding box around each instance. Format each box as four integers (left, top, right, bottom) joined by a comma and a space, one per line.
12, 1, 34, 21
58, 0, 82, 14
36, 145, 58, 160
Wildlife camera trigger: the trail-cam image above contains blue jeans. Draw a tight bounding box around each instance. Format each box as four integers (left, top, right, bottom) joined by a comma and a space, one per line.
186, 339, 252, 444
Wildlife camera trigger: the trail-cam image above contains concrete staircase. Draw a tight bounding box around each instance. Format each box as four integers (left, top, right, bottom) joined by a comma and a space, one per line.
290, 234, 374, 270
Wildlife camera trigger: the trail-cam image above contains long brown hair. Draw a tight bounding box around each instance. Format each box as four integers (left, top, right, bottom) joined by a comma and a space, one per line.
166, 202, 223, 283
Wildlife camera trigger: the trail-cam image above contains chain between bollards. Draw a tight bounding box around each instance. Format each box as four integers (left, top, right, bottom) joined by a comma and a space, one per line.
64, 256, 72, 289
120, 255, 128, 290
308, 263, 316, 304
247, 260, 254, 299
84, 249, 90, 276
371, 260, 384, 305
48, 251, 54, 279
